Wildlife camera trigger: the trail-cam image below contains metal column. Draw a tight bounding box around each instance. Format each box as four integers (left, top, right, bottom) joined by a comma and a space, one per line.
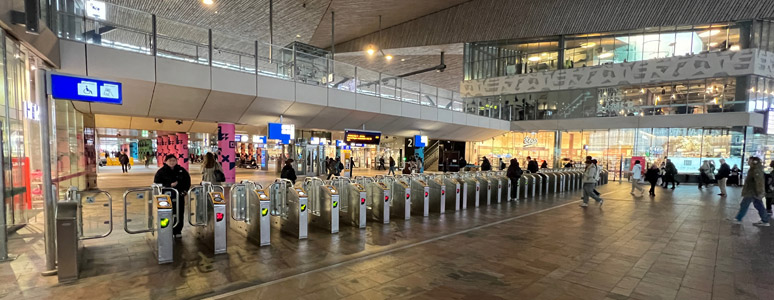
38, 69, 56, 273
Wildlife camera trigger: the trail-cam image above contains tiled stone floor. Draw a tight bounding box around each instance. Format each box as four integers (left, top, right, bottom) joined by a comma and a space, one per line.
2, 177, 773, 300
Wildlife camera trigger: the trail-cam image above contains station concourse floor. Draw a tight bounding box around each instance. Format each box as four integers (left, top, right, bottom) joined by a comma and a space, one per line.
1, 173, 774, 300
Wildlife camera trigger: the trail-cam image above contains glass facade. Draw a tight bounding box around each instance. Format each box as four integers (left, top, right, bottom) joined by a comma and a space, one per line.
473, 127, 749, 180
464, 22, 749, 80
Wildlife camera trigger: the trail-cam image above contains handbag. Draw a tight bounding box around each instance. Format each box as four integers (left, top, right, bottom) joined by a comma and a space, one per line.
214, 169, 226, 182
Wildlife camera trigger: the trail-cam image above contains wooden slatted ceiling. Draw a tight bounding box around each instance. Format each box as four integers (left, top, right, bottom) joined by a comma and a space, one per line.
335, 0, 774, 53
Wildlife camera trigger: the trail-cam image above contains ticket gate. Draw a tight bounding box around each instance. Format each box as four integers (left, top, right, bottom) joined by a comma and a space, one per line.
122, 184, 178, 264
491, 171, 510, 203
462, 173, 479, 208
542, 171, 559, 194
380, 176, 411, 220
404, 175, 430, 217
535, 173, 550, 195
300, 177, 339, 234
357, 176, 390, 224
187, 182, 228, 255
554, 171, 566, 192
423, 174, 446, 213
522, 173, 538, 198
229, 180, 272, 247
56, 187, 113, 282
484, 173, 501, 204
560, 169, 575, 191
270, 179, 308, 239
599, 169, 609, 184
442, 174, 461, 211
331, 177, 366, 229
469, 172, 488, 206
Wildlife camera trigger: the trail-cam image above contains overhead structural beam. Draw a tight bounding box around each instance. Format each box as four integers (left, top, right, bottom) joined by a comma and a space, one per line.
358, 51, 446, 88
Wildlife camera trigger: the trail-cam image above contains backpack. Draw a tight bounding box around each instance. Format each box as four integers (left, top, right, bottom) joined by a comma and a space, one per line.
214, 169, 226, 182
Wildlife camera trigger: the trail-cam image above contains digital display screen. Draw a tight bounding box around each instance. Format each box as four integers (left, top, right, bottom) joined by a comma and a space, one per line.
344, 129, 382, 145
268, 123, 294, 144
49, 73, 122, 104
767, 110, 774, 135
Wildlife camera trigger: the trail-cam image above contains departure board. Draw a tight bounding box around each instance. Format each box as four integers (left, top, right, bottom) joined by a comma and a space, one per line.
344, 129, 382, 145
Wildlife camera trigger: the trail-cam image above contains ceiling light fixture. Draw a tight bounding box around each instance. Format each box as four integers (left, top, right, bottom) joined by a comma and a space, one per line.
366, 48, 375, 55
296, 34, 301, 38
400, 58, 405, 62
528, 56, 541, 62
385, 55, 393, 61
203, 0, 214, 5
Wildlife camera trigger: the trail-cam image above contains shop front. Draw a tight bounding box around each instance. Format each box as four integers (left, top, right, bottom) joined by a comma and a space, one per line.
473, 126, 755, 181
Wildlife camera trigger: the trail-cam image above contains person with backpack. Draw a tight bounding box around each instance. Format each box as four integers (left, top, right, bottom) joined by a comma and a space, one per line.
153, 154, 191, 238
388, 156, 396, 175
716, 159, 730, 197
280, 159, 297, 184
499, 158, 506, 170
580, 158, 603, 207
506, 159, 523, 201
730, 157, 769, 227
663, 159, 679, 189
201, 152, 224, 185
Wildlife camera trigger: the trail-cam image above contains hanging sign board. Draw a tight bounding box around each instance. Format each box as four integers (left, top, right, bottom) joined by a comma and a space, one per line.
344, 129, 381, 145
48, 72, 122, 105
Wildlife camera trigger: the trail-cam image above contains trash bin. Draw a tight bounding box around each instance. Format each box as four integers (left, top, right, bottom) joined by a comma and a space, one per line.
56, 201, 80, 283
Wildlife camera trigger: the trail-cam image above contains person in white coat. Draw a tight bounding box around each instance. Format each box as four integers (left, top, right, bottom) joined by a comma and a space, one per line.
580, 159, 603, 207
630, 160, 644, 195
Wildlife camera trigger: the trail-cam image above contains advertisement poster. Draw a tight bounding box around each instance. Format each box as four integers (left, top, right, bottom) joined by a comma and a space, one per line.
630, 156, 646, 174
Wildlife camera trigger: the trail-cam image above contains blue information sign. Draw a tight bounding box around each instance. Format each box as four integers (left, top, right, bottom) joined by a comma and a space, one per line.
267, 123, 294, 144
49, 73, 123, 105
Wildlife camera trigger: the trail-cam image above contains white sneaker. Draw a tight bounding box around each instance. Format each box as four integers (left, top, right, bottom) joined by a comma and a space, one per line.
579, 203, 589, 207
598, 200, 604, 207
753, 221, 770, 227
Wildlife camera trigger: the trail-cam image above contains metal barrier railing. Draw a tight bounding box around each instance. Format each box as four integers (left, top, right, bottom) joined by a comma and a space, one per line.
65, 187, 113, 240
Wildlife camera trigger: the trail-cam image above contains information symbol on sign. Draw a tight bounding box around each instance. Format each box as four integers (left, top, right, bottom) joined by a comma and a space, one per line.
86, 196, 95, 204
137, 193, 144, 199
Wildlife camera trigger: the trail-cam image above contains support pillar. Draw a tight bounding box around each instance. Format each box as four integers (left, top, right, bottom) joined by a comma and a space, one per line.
218, 123, 236, 183
156, 136, 164, 167
176, 133, 189, 171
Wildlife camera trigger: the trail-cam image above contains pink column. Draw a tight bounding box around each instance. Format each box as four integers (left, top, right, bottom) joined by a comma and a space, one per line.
163, 136, 171, 165
166, 135, 176, 167
176, 133, 189, 171
218, 123, 236, 183
156, 136, 164, 167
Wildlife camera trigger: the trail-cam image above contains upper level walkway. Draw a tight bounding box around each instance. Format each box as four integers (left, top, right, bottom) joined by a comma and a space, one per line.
53, 3, 508, 140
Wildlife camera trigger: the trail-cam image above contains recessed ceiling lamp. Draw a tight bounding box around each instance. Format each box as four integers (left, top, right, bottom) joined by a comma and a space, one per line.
385, 55, 393, 61
203, 0, 214, 5
366, 48, 375, 55
296, 34, 301, 38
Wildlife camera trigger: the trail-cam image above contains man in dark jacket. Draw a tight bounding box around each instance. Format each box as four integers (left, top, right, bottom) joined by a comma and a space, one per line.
153, 154, 192, 237
716, 159, 730, 197
527, 156, 539, 173
281, 159, 297, 184
459, 157, 467, 172
731, 157, 769, 226
119, 151, 130, 173
663, 159, 679, 189
388, 157, 396, 175
481, 157, 492, 171
506, 159, 523, 201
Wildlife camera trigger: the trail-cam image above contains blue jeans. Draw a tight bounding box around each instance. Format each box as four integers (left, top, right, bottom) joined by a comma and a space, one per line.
735, 196, 770, 223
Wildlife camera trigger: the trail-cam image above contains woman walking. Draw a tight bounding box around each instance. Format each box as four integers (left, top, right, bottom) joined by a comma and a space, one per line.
730, 157, 769, 227
645, 163, 661, 197
201, 152, 223, 185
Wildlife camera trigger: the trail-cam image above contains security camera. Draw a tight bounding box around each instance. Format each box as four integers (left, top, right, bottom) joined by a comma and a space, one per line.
176, 120, 183, 125
155, 118, 163, 124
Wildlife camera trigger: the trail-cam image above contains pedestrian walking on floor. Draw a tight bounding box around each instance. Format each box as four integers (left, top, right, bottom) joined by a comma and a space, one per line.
388, 156, 396, 175
119, 151, 130, 173
144, 152, 152, 168
716, 159, 730, 197
541, 160, 548, 169
663, 159, 679, 189
580, 159, 603, 207
730, 156, 769, 227
698, 160, 714, 189
499, 158, 506, 171
630, 160, 645, 195
766, 160, 774, 214
402, 164, 412, 174
153, 154, 191, 238
378, 157, 386, 170
326, 158, 336, 180
729, 164, 741, 186
527, 156, 539, 173
201, 152, 224, 185
645, 163, 660, 197
506, 159, 523, 201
